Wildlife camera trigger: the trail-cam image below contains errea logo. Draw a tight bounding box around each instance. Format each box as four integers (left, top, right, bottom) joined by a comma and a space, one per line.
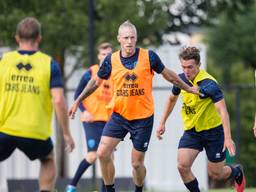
124, 73, 137, 82
215, 153, 221, 159
16, 63, 32, 71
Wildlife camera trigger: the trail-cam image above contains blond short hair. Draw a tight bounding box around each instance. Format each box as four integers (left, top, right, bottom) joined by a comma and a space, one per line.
118, 20, 137, 36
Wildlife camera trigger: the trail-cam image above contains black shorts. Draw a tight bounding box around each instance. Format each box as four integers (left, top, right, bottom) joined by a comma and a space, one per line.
102, 112, 154, 152
0, 132, 53, 161
178, 125, 226, 163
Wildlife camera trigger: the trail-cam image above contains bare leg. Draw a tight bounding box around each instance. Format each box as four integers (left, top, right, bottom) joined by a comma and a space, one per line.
97, 136, 120, 185
131, 148, 146, 187
86, 151, 97, 164
208, 160, 232, 180
39, 151, 56, 191
177, 148, 199, 183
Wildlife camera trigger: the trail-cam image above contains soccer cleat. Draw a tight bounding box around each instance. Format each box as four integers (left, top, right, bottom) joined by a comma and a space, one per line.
234, 165, 246, 192
65, 185, 77, 192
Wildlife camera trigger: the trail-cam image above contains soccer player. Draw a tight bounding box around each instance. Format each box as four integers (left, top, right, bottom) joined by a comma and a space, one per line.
156, 46, 246, 192
0, 17, 75, 192
66, 42, 113, 192
69, 20, 199, 192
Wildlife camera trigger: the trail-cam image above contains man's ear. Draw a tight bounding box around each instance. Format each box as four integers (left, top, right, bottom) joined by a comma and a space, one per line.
15, 35, 20, 44
36, 35, 42, 43
117, 35, 120, 43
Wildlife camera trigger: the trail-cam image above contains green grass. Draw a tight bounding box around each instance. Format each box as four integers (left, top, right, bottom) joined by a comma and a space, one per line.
59, 188, 256, 192
142, 189, 255, 192
208, 189, 255, 192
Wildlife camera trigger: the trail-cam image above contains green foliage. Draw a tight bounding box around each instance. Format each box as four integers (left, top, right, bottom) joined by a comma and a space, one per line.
205, 0, 255, 23
206, 10, 256, 185
0, 0, 255, 184
95, 0, 170, 47
206, 4, 256, 84
0, 0, 173, 177
0, 0, 173, 69
209, 61, 256, 186
0, 0, 88, 72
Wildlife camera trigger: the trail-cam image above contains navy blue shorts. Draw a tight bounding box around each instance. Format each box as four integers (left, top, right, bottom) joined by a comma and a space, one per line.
178, 125, 225, 163
102, 112, 154, 152
0, 132, 53, 161
83, 121, 106, 152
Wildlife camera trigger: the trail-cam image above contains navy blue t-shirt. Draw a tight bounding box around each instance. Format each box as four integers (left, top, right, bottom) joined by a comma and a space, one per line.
18, 50, 63, 88
172, 73, 224, 103
74, 69, 92, 111
98, 48, 165, 79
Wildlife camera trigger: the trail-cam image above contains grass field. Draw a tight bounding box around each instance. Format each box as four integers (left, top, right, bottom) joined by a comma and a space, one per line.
143, 189, 255, 192
81, 190, 255, 192
94, 189, 254, 192
60, 188, 255, 192
208, 189, 255, 192
62, 188, 255, 192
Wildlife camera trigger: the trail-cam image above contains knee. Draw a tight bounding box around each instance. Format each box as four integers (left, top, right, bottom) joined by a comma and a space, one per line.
177, 162, 190, 175
97, 149, 110, 161
86, 152, 97, 164
208, 170, 222, 180
132, 160, 144, 170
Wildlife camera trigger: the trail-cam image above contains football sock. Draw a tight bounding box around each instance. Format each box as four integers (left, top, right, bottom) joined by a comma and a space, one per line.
101, 179, 106, 192
70, 158, 91, 186
227, 165, 240, 179
184, 178, 200, 192
105, 184, 115, 192
135, 185, 143, 192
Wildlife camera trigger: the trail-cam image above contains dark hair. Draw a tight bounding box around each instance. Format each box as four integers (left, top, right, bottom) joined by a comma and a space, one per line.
97, 42, 113, 52
179, 46, 200, 65
16, 17, 41, 41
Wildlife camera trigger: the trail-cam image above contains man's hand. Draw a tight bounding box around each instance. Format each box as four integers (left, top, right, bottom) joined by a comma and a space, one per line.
68, 100, 80, 119
223, 138, 236, 157
156, 123, 166, 140
63, 133, 75, 153
188, 86, 202, 95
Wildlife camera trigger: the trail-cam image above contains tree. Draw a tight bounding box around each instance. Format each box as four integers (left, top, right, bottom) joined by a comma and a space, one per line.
205, 3, 256, 187
206, 4, 256, 71
1, 0, 255, 185
0, 0, 173, 177
0, 0, 88, 74
0, 0, 89, 176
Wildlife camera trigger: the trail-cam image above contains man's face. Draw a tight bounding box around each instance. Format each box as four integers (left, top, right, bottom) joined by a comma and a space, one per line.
117, 26, 137, 57
180, 59, 200, 80
98, 47, 112, 63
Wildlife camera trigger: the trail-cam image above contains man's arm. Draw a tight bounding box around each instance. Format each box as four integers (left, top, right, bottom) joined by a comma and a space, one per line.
148, 50, 198, 95
77, 77, 102, 102
161, 68, 198, 95
214, 99, 235, 156
51, 88, 75, 152
74, 70, 91, 111
69, 77, 103, 118
156, 93, 179, 140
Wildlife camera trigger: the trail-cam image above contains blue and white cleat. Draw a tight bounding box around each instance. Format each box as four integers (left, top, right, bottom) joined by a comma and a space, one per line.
65, 185, 77, 192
